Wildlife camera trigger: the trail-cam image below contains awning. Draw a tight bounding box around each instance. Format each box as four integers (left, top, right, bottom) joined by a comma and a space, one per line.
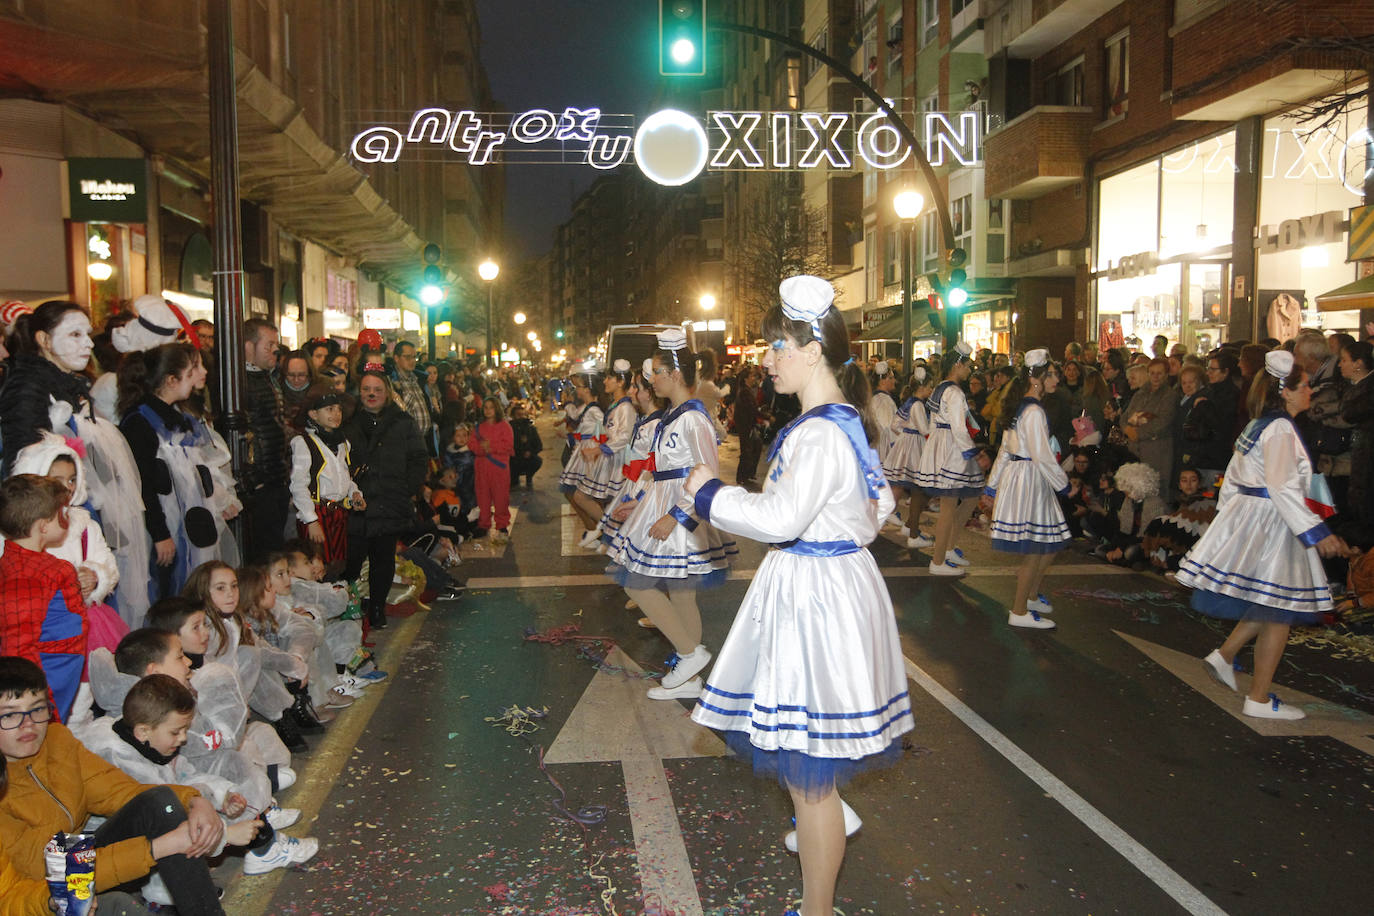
1315, 275, 1374, 312
856, 309, 937, 342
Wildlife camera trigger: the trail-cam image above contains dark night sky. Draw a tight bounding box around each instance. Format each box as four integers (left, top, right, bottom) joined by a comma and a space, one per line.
475, 0, 662, 259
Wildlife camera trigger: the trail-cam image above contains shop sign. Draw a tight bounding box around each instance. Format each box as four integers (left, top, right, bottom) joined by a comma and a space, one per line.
68, 158, 147, 223
1349, 205, 1374, 261
863, 305, 898, 328
363, 308, 402, 330
1256, 210, 1345, 254
350, 106, 981, 189
1106, 251, 1159, 280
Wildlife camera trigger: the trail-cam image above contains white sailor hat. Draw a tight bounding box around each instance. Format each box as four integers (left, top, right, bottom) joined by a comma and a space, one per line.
612, 358, 632, 373
1025, 348, 1050, 369
1264, 349, 1295, 379
642, 357, 655, 381
657, 328, 688, 351
873, 360, 890, 376
779, 275, 835, 341
953, 341, 973, 360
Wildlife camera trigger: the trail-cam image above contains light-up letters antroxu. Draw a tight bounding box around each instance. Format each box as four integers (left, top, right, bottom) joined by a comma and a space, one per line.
350, 107, 982, 187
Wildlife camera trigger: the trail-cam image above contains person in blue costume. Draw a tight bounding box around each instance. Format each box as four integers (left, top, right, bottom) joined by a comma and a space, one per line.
605, 329, 735, 701
983, 349, 1070, 630
1177, 350, 1354, 720
685, 276, 914, 916
914, 341, 985, 575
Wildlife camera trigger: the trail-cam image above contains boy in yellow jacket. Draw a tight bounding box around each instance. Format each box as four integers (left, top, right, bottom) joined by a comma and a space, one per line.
0, 656, 225, 915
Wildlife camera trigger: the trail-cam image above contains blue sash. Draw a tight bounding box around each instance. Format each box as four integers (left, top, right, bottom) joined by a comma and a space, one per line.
777, 538, 861, 556
652, 468, 691, 481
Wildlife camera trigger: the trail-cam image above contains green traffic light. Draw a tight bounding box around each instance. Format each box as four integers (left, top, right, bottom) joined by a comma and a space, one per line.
947, 287, 969, 308
659, 0, 705, 76
671, 38, 696, 64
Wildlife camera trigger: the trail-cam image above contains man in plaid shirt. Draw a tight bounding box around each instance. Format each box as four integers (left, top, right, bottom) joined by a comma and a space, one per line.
390, 339, 435, 454
0, 475, 87, 720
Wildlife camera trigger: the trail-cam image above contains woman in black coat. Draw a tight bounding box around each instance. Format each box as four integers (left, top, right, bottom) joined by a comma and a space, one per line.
342, 369, 429, 629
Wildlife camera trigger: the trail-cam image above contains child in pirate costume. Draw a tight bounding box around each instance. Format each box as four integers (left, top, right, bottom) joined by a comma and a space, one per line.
598, 362, 667, 554
882, 366, 936, 548
684, 276, 914, 916
605, 329, 736, 700
558, 361, 608, 545
983, 349, 1071, 630
571, 359, 638, 548
1177, 350, 1353, 720
915, 342, 984, 576
289, 383, 365, 571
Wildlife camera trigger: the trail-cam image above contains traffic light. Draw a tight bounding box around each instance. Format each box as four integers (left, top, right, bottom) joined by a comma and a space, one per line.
420, 264, 444, 306
554, 328, 565, 340
660, 0, 706, 76
945, 247, 968, 308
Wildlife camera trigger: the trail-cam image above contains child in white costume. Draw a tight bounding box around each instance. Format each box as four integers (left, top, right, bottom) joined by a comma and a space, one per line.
915, 343, 984, 575
570, 361, 637, 547
1177, 350, 1351, 720
984, 349, 1070, 630
686, 276, 914, 916
559, 364, 607, 543
606, 329, 736, 700
882, 367, 936, 548
598, 365, 665, 550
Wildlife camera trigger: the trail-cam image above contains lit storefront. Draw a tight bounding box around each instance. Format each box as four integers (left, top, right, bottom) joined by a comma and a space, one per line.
67, 158, 152, 327
1254, 100, 1368, 338
1094, 130, 1236, 355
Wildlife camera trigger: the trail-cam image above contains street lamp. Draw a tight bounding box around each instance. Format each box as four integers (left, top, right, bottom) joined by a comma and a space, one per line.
699, 293, 717, 351
892, 189, 925, 373
478, 258, 499, 367
526, 330, 538, 342
513, 311, 527, 325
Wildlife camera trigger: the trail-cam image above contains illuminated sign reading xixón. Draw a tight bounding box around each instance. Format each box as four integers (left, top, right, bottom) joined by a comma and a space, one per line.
350, 107, 982, 187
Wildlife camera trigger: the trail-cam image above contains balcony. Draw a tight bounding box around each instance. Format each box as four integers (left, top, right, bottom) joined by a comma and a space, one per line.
983, 0, 1121, 58
983, 105, 1094, 200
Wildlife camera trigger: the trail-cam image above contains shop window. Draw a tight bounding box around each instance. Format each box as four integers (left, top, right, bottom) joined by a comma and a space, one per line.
1104, 30, 1130, 119
921, 0, 938, 47
1045, 57, 1085, 107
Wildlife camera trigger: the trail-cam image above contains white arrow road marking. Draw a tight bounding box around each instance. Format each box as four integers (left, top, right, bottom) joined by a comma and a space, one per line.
1116, 630, 1374, 756
545, 647, 726, 915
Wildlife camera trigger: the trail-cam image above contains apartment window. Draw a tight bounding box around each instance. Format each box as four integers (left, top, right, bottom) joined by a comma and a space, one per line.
865, 227, 879, 302
923, 90, 939, 115
884, 228, 899, 285
785, 54, 802, 109
921, 0, 938, 46
1046, 57, 1085, 106
861, 20, 878, 82
1104, 30, 1130, 118
886, 13, 903, 77
951, 0, 974, 16
805, 28, 828, 81
951, 194, 972, 239
923, 211, 939, 258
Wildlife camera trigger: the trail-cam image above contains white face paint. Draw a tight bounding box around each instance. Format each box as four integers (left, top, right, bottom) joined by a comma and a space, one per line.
47, 312, 94, 371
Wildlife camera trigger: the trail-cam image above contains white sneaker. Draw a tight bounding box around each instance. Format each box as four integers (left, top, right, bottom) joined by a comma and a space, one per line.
899, 525, 911, 537
647, 676, 702, 700
577, 528, 602, 549
883, 513, 902, 529
322, 687, 354, 709
273, 766, 297, 791
1202, 650, 1237, 692
242, 834, 319, 875
661, 645, 712, 688
784, 798, 862, 853
1008, 610, 1056, 630
1026, 594, 1053, 614
928, 559, 965, 577
946, 547, 970, 567
335, 673, 370, 695
625, 598, 639, 611
1242, 694, 1305, 720
263, 803, 301, 830
908, 533, 935, 549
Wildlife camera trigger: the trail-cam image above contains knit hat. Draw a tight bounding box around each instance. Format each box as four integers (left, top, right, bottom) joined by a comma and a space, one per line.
0, 300, 31, 333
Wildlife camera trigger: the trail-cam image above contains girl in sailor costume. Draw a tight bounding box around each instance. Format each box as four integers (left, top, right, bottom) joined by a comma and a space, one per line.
684, 276, 914, 916
983, 349, 1070, 630
559, 362, 608, 544
573, 360, 638, 548
883, 367, 936, 549
606, 329, 736, 700
1177, 351, 1352, 720
289, 384, 364, 571
117, 342, 226, 604
598, 362, 667, 555
915, 343, 984, 575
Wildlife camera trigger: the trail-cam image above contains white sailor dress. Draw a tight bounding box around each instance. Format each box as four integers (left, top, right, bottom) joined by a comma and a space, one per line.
1176, 413, 1334, 623
870, 389, 898, 461
557, 403, 605, 494
581, 397, 635, 499
605, 399, 735, 588
882, 396, 929, 491
915, 381, 985, 497
598, 409, 662, 546
690, 404, 914, 795
985, 398, 1071, 554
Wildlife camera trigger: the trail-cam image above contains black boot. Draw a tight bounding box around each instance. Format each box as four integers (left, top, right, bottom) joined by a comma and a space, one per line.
367, 603, 389, 630
273, 715, 308, 753
286, 687, 328, 732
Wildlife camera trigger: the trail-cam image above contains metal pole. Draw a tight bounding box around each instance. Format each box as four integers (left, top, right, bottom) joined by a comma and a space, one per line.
485, 282, 494, 368
901, 221, 913, 374
207, 0, 248, 538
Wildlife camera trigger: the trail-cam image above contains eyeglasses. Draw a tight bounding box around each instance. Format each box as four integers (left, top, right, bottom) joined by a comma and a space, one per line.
0, 704, 54, 730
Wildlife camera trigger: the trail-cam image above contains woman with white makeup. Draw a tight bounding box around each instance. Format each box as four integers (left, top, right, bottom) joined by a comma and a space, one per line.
118, 342, 225, 602
0, 300, 151, 625
684, 276, 913, 916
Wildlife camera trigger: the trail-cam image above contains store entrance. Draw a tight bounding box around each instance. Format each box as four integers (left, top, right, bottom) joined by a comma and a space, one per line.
1180, 259, 1230, 356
